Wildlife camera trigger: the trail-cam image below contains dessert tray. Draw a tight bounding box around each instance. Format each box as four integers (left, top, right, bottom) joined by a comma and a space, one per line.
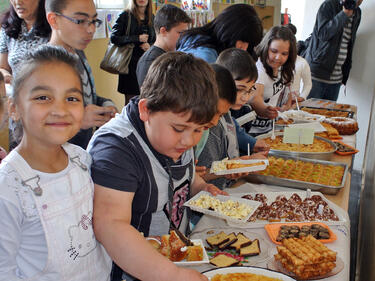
246, 153, 348, 195
190, 229, 272, 267
226, 190, 348, 228
257, 132, 337, 160
264, 222, 337, 245
268, 252, 344, 280
280, 110, 325, 124
300, 106, 354, 118
184, 191, 261, 224
300, 98, 353, 111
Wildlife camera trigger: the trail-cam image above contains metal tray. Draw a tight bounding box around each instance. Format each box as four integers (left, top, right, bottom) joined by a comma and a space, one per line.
257, 132, 337, 160
245, 152, 348, 195
300, 106, 355, 118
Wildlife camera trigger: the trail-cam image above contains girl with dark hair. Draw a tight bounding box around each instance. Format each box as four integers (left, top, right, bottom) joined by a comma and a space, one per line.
248, 25, 297, 136
1, 45, 111, 280
0, 0, 51, 83
177, 4, 263, 62
111, 0, 155, 104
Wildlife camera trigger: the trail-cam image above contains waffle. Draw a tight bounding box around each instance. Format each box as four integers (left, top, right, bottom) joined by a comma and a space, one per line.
275, 235, 337, 279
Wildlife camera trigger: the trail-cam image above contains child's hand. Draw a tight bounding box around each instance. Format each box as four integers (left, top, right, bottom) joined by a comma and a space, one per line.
253, 139, 270, 153
224, 171, 249, 180
139, 34, 149, 43
140, 43, 150, 52
195, 165, 207, 177
203, 184, 228, 196
4, 73, 12, 84
102, 106, 118, 119
81, 104, 116, 129
264, 105, 279, 119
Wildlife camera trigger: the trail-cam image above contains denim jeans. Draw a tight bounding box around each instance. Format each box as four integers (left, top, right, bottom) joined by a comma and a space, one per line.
307, 80, 342, 101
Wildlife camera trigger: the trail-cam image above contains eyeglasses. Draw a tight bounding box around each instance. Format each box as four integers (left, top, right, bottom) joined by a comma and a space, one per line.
55, 12, 103, 28
237, 85, 256, 97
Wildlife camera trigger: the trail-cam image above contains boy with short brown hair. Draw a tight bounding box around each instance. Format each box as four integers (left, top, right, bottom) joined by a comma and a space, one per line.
88, 52, 226, 281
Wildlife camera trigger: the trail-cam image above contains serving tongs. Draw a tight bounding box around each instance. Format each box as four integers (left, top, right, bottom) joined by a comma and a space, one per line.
170, 224, 194, 246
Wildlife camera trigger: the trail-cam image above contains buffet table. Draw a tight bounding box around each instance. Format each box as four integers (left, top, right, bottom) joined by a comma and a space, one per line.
187, 103, 357, 280
189, 181, 351, 280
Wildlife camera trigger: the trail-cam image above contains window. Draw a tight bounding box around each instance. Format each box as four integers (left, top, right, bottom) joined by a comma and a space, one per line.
95, 0, 128, 9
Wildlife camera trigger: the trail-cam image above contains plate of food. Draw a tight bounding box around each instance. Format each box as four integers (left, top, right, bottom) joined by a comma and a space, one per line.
226, 191, 346, 227
264, 222, 337, 245
190, 229, 271, 267
146, 231, 209, 265
210, 158, 269, 175
202, 266, 296, 281
333, 140, 359, 155
282, 110, 325, 124
184, 191, 261, 223
268, 235, 343, 280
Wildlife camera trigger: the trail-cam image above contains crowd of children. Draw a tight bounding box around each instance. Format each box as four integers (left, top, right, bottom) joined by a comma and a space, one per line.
0, 0, 299, 280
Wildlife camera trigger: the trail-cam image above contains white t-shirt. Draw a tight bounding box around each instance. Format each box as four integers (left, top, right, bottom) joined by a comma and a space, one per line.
249, 59, 286, 136
290, 56, 312, 99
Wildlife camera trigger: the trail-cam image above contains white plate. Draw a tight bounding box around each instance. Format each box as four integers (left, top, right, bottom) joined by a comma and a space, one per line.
282, 110, 325, 123
184, 191, 261, 224
174, 239, 210, 265
202, 266, 296, 280
190, 230, 272, 266
210, 159, 269, 176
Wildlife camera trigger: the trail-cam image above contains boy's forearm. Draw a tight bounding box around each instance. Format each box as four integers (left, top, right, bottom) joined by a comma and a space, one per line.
190, 174, 210, 196
93, 218, 179, 281
250, 94, 267, 117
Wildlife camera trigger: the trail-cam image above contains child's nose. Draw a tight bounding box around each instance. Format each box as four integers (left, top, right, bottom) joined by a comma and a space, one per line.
87, 22, 96, 34
180, 133, 194, 147
51, 101, 68, 116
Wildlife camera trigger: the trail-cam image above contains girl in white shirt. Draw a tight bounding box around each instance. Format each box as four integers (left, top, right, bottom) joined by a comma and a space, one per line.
0, 45, 111, 280
249, 26, 297, 136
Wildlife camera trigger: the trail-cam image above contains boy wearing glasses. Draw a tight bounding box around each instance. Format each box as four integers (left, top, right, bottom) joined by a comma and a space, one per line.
196, 49, 269, 190
46, 0, 118, 149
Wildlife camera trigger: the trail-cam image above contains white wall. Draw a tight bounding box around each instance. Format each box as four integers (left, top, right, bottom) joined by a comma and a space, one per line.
281, 0, 307, 40
300, 0, 324, 40
337, 0, 375, 170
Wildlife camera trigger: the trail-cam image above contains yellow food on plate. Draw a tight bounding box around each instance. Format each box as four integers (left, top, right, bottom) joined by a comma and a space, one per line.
275, 235, 337, 280
211, 273, 282, 281
189, 194, 253, 220
264, 136, 333, 152
226, 161, 265, 170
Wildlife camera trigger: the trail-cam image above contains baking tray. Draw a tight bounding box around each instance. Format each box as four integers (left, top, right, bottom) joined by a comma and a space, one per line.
300, 98, 353, 111
256, 132, 337, 161
245, 152, 348, 195
300, 106, 354, 118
